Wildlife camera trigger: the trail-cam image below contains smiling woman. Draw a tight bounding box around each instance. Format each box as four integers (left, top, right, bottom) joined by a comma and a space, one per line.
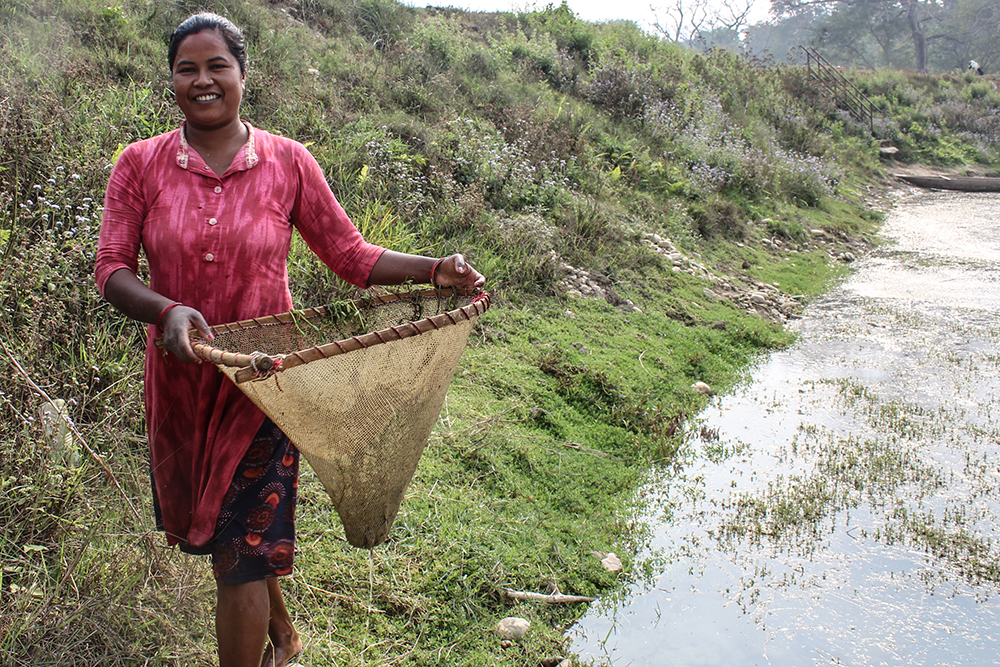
169, 17, 248, 176
94, 11, 484, 667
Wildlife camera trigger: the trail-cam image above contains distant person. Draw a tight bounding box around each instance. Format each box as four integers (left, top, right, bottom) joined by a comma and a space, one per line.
94, 11, 484, 667
969, 60, 984, 75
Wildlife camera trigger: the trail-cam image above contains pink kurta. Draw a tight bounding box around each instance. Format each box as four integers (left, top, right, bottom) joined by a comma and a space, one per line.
95, 124, 386, 547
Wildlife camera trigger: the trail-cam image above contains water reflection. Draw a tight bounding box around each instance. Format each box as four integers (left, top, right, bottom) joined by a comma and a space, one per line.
570, 192, 1000, 666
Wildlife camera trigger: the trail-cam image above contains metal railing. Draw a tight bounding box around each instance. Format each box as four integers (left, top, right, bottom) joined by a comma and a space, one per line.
802, 46, 876, 134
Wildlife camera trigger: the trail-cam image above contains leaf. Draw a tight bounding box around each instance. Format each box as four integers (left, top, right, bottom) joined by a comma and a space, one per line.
111, 143, 126, 165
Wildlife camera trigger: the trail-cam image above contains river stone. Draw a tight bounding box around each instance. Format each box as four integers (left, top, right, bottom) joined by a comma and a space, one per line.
497, 617, 530, 639
601, 552, 623, 572
692, 381, 714, 395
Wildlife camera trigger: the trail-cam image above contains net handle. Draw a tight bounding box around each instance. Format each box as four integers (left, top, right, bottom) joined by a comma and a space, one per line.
185, 290, 491, 384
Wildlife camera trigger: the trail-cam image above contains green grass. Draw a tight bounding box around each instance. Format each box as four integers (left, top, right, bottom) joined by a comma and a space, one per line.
0, 0, 996, 663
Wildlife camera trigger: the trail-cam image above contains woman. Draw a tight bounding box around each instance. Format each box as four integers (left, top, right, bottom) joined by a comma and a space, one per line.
95, 13, 484, 667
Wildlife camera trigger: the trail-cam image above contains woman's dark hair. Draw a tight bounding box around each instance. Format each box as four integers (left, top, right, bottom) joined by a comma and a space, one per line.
168, 13, 247, 74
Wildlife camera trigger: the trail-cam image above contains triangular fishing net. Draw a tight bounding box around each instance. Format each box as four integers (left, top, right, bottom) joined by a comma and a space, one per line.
181, 289, 491, 549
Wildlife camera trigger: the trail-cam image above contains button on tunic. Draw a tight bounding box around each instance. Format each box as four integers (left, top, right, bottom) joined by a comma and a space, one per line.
95, 124, 386, 548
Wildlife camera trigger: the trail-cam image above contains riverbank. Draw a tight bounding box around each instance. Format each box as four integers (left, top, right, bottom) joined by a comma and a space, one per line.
2, 1, 999, 664
570, 189, 1000, 666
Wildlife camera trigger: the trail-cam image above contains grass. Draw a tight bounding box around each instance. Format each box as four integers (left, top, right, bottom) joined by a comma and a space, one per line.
1, 0, 997, 664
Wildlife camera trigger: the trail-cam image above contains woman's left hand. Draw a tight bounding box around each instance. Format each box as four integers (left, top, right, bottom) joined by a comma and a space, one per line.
433, 254, 486, 291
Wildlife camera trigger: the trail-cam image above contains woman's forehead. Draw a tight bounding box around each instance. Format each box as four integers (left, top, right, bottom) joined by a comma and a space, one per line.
174, 30, 231, 61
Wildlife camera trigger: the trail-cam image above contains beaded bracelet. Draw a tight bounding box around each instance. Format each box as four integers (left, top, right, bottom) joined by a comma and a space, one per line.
429, 257, 446, 287
156, 302, 182, 328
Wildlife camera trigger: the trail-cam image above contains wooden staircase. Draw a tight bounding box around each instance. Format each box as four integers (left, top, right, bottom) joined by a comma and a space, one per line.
801, 46, 878, 135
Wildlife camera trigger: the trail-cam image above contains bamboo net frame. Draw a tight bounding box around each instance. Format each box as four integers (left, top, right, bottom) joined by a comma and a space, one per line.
156, 289, 491, 548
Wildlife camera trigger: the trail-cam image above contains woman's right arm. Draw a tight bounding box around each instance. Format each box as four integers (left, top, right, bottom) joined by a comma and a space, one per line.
97, 144, 211, 363
103, 268, 213, 363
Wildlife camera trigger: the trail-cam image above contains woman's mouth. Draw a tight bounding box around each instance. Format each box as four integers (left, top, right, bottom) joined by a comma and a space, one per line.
194, 93, 221, 102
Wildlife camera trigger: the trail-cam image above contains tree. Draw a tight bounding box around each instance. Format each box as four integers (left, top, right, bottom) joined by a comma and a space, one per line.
768, 0, 1000, 73
652, 0, 757, 46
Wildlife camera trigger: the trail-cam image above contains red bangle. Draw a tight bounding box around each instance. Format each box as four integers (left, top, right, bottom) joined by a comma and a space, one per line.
429, 258, 445, 287
156, 302, 182, 328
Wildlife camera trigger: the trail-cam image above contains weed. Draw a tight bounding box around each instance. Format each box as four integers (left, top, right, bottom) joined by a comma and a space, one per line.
0, 0, 990, 663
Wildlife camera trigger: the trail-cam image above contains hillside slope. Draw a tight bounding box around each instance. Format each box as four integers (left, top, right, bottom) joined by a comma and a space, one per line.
1, 0, 998, 664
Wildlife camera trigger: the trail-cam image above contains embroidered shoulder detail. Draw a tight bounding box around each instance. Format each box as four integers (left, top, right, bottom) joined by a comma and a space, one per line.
244, 124, 258, 168
176, 128, 191, 170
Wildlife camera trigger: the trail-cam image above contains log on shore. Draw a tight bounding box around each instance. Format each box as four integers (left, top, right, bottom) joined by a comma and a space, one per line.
504, 589, 596, 604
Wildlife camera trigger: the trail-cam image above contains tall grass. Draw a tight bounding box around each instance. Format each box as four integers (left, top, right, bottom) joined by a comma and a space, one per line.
1, 0, 997, 663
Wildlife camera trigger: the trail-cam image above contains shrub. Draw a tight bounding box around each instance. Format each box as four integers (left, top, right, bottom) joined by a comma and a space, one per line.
688, 197, 748, 240
353, 0, 408, 51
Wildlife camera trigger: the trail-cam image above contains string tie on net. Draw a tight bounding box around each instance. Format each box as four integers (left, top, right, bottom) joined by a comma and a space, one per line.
250, 352, 285, 380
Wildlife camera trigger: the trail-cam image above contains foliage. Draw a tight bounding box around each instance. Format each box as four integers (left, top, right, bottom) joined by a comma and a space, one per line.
858, 68, 1000, 164
760, 0, 1000, 74
0, 0, 993, 664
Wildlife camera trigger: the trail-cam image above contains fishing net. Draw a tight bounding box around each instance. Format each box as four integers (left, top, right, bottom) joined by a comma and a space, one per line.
185, 289, 491, 549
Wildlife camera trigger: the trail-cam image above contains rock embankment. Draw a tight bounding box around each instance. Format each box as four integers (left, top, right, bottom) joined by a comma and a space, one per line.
556, 226, 869, 325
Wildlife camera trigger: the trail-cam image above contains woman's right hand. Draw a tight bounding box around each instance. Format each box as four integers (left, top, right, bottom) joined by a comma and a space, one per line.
160, 305, 214, 363
102, 269, 215, 364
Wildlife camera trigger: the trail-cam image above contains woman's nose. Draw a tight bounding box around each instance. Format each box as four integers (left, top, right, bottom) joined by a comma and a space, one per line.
195, 68, 213, 86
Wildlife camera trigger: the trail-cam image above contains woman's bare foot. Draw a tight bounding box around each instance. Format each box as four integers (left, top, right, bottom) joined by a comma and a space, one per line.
259, 628, 302, 667
259, 578, 303, 667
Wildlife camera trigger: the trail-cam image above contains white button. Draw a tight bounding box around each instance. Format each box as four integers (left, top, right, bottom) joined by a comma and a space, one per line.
208, 218, 218, 226
214, 186, 222, 194
205, 253, 215, 262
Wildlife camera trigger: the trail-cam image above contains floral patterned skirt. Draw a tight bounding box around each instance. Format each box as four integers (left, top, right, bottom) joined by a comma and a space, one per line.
175, 418, 300, 584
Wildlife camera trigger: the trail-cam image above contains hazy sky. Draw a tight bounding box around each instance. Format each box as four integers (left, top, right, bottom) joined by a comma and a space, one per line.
406, 0, 772, 32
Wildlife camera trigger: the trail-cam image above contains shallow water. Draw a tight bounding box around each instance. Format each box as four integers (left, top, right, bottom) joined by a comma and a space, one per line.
569, 191, 1000, 666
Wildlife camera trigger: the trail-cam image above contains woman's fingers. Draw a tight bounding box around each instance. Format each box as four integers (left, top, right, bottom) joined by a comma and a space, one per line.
438, 254, 485, 289
161, 306, 213, 363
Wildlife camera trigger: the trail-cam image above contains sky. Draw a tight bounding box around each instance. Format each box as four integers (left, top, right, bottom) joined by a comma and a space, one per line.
404, 0, 773, 33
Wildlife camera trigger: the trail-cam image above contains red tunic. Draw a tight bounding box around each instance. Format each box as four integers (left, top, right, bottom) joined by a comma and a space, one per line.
95, 124, 386, 547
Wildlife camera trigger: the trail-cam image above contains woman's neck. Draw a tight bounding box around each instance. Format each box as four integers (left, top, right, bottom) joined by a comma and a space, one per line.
185, 118, 247, 153
184, 120, 248, 177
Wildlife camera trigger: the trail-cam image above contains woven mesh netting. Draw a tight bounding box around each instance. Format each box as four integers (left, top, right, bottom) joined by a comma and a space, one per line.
191, 289, 490, 549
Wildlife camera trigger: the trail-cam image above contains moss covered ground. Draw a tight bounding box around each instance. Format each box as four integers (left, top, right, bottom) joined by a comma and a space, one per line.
1, 0, 998, 664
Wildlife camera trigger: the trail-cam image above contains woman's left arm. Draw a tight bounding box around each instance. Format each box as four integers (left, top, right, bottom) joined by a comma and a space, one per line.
367, 250, 485, 290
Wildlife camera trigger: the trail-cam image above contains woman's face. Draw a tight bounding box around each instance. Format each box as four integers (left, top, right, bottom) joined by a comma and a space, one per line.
171, 29, 245, 133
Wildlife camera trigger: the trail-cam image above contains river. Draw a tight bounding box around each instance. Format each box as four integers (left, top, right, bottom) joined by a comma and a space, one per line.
569, 191, 1000, 666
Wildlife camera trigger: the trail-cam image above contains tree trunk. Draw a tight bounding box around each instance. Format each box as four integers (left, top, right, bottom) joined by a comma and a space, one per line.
907, 0, 928, 72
